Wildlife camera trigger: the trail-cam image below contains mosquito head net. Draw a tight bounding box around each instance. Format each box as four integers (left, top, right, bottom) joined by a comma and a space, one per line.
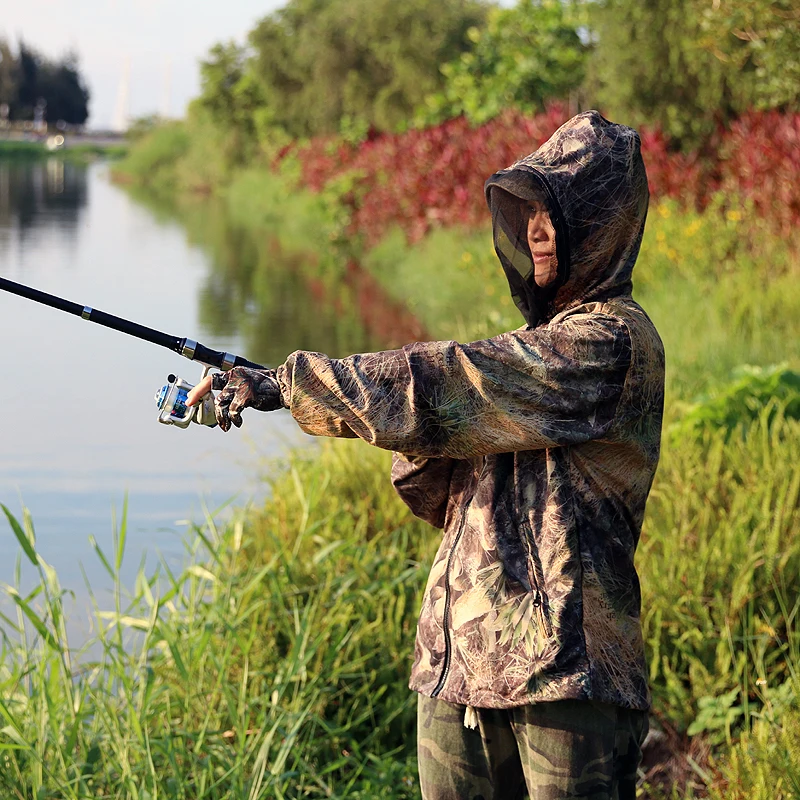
485, 111, 650, 328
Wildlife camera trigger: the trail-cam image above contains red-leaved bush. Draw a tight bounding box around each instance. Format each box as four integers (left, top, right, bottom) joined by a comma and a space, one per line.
715, 110, 800, 237
275, 107, 800, 246
637, 125, 706, 208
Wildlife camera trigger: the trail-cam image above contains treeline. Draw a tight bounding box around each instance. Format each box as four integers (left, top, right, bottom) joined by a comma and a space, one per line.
0, 40, 89, 127
190, 0, 799, 154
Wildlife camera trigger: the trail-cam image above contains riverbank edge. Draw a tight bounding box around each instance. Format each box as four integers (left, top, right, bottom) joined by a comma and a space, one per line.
106, 158, 800, 792
0, 138, 128, 162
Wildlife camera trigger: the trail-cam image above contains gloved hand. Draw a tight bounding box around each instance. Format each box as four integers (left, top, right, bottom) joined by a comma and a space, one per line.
210, 366, 285, 431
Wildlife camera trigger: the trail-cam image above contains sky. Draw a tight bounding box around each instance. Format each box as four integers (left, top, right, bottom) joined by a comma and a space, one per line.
2, 0, 286, 130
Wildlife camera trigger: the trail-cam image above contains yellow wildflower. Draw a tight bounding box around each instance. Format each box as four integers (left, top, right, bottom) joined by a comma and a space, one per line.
684, 220, 701, 237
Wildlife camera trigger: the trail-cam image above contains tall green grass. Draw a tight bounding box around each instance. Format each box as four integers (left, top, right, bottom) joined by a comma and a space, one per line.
0, 469, 425, 798
3, 410, 799, 796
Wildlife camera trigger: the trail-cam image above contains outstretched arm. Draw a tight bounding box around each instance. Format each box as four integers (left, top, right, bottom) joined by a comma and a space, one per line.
275, 312, 632, 458
188, 312, 632, 455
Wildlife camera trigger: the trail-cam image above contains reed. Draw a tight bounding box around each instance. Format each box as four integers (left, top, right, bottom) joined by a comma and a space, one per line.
3, 405, 798, 796
0, 484, 424, 798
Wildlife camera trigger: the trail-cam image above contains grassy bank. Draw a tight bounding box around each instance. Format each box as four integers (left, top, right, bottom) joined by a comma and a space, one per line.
2, 121, 797, 796
2, 412, 799, 797
0, 138, 128, 162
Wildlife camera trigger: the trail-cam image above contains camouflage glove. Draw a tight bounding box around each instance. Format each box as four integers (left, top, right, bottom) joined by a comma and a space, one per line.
211, 366, 285, 431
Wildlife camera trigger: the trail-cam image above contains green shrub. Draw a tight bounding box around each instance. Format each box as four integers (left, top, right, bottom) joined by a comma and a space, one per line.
709, 705, 800, 798
671, 365, 800, 441
113, 121, 190, 189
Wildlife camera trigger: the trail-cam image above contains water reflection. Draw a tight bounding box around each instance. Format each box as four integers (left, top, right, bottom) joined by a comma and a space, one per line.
127, 189, 424, 367
0, 161, 308, 627
0, 158, 88, 253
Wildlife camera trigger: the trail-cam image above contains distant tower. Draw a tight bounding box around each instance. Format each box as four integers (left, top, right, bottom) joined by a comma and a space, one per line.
111, 56, 131, 132
160, 56, 172, 120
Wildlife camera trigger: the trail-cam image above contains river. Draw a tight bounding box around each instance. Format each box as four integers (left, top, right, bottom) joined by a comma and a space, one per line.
0, 157, 384, 638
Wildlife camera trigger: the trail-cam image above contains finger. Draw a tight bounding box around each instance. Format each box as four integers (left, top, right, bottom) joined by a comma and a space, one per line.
228, 385, 251, 417
214, 389, 234, 432
186, 375, 214, 407
216, 405, 231, 432
211, 370, 232, 392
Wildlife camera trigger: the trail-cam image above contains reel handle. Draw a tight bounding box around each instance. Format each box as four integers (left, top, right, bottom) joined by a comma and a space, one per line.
155, 364, 217, 429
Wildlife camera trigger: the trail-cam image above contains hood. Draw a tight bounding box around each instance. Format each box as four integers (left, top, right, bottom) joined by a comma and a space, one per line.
484, 110, 650, 328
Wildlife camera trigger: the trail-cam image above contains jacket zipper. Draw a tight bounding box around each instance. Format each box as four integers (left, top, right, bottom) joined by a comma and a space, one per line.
431, 459, 486, 698
522, 520, 553, 639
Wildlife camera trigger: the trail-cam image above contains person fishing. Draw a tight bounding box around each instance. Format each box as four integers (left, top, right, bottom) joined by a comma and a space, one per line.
187, 110, 665, 800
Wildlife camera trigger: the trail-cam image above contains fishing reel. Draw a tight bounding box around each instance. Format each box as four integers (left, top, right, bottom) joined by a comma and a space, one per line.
155, 364, 217, 429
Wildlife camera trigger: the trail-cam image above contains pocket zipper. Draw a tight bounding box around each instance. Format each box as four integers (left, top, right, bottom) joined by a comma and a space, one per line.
522, 520, 553, 639
431, 458, 487, 698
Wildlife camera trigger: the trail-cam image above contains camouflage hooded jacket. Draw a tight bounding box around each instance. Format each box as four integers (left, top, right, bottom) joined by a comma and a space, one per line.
274, 111, 665, 711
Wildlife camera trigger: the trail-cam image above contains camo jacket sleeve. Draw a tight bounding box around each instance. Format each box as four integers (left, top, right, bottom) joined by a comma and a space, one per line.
274, 311, 632, 460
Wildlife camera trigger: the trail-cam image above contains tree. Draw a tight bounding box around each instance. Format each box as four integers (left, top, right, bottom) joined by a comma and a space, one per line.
197, 42, 264, 129
586, 0, 800, 146
0, 39, 19, 110
0, 42, 89, 126
416, 0, 588, 126
15, 43, 40, 120
36, 53, 90, 125
247, 0, 487, 137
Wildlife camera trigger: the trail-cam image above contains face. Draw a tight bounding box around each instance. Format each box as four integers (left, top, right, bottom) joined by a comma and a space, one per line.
526, 199, 558, 288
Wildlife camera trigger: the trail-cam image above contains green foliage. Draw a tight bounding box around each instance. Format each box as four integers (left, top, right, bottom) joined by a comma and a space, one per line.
114, 121, 190, 190
671, 365, 800, 441
686, 687, 744, 743
363, 225, 517, 342
586, 0, 800, 146
634, 198, 800, 401
125, 113, 167, 142
0, 39, 18, 109
640, 409, 800, 734
710, 708, 800, 799
194, 41, 270, 158
115, 111, 252, 195
416, 0, 587, 126
247, 0, 487, 136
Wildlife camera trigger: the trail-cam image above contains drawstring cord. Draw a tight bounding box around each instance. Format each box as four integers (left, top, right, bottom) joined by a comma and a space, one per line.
463, 705, 479, 730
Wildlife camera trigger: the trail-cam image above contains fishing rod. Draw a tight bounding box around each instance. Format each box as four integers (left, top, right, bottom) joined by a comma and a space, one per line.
0, 275, 264, 429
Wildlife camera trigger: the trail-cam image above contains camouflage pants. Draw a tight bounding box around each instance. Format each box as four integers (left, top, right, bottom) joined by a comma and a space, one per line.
417, 695, 648, 800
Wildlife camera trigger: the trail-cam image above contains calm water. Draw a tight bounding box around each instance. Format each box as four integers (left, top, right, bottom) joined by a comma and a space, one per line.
0, 158, 381, 634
